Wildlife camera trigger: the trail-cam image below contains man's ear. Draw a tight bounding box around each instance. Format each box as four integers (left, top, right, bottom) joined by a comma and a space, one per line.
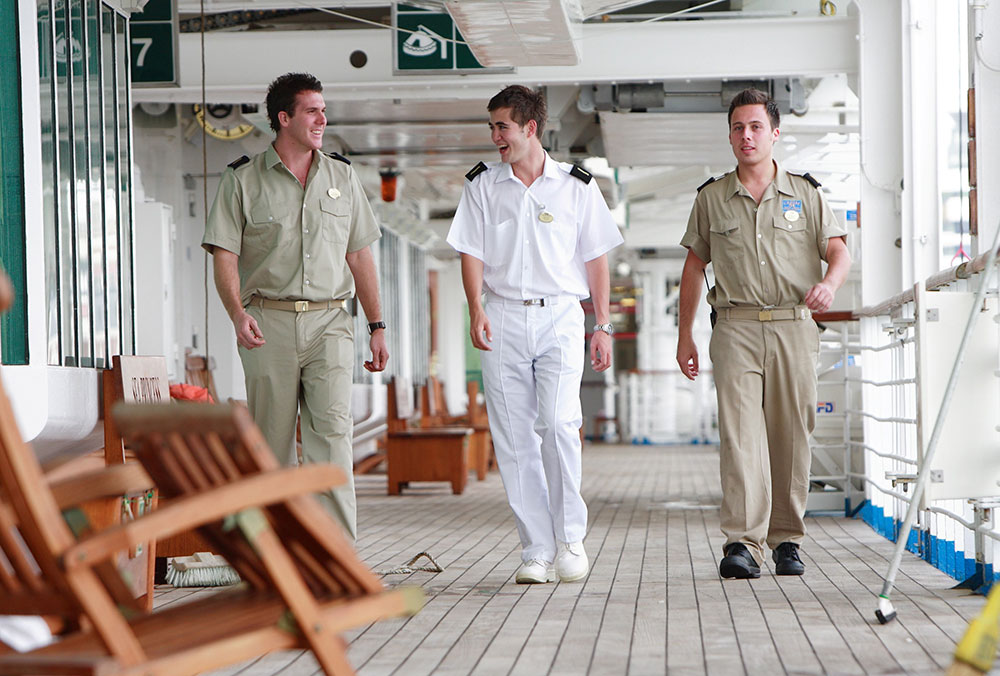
277, 110, 290, 129
525, 119, 537, 138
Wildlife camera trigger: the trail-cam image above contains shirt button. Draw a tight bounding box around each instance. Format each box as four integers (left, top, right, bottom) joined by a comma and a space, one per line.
760, 260, 766, 266
304, 229, 309, 234
305, 280, 311, 285
305, 253, 311, 258
753, 208, 757, 213
757, 233, 762, 239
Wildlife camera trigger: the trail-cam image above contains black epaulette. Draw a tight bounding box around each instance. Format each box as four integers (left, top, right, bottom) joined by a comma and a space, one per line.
569, 164, 592, 184
790, 171, 822, 188
227, 155, 250, 170
325, 151, 351, 165
696, 176, 716, 192
465, 161, 488, 182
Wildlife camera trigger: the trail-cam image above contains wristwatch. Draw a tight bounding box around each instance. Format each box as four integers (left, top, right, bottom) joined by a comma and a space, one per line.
367, 321, 386, 335
592, 323, 614, 336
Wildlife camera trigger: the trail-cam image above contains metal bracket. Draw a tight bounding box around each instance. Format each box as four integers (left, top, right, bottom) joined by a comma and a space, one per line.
926, 308, 939, 322
885, 472, 917, 491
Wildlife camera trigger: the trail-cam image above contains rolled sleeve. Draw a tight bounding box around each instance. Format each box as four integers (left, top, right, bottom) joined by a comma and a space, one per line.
815, 191, 848, 262
447, 183, 486, 260
578, 180, 624, 262
202, 169, 245, 256
681, 198, 711, 264
346, 168, 381, 253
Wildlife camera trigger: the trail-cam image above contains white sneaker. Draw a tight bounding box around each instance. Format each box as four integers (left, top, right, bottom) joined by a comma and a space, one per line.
515, 559, 555, 584
555, 541, 589, 582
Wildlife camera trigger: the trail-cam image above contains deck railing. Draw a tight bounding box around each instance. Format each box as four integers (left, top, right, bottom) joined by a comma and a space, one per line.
848, 245, 1000, 594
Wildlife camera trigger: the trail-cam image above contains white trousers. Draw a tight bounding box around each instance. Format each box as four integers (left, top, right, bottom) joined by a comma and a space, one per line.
481, 296, 588, 563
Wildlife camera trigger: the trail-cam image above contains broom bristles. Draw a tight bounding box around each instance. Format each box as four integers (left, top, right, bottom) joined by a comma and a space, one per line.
165, 552, 241, 587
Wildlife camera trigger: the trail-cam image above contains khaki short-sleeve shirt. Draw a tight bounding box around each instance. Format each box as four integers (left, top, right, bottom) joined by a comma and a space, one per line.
202, 145, 381, 307
680, 162, 847, 308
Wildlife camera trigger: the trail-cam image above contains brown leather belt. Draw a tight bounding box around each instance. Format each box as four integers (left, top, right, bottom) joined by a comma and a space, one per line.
719, 306, 811, 322
248, 295, 346, 312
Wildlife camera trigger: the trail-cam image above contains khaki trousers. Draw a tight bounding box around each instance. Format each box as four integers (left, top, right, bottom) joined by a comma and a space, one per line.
239, 305, 357, 541
709, 315, 819, 564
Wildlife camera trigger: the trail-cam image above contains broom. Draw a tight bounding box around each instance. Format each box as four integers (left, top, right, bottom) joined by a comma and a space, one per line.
164, 552, 241, 587
947, 582, 1000, 675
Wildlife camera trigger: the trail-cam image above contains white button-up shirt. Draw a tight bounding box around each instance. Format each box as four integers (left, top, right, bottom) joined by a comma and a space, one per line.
447, 154, 624, 300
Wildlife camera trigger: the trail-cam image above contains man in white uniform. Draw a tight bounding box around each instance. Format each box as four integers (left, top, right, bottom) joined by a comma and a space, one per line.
447, 86, 623, 584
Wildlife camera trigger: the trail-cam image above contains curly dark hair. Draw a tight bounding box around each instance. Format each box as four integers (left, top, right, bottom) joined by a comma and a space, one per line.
727, 88, 780, 130
487, 85, 547, 136
265, 72, 323, 133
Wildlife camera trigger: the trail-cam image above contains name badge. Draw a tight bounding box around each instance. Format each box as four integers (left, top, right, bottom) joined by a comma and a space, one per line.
328, 188, 341, 199
539, 211, 554, 223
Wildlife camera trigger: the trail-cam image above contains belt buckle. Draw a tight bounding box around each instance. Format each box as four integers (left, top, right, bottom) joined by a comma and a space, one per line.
758, 309, 773, 321
294, 300, 309, 312
523, 298, 543, 306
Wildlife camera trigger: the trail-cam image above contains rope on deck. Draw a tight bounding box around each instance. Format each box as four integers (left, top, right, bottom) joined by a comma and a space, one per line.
376, 551, 443, 576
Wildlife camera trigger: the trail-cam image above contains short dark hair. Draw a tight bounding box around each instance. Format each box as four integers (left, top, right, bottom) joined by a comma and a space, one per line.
265, 72, 323, 133
487, 85, 547, 136
727, 88, 780, 130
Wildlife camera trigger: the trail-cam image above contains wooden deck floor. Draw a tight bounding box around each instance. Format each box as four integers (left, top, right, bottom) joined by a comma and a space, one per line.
158, 443, 990, 676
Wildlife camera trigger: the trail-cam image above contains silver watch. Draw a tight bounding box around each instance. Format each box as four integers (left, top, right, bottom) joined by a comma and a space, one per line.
593, 323, 614, 336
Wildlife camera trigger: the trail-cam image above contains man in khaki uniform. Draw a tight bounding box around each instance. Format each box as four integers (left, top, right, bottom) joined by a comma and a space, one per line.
203, 73, 387, 541
676, 89, 851, 579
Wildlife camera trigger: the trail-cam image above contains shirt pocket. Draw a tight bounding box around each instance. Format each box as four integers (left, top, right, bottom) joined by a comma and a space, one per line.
536, 214, 575, 266
771, 215, 808, 261
708, 220, 744, 267
484, 218, 516, 267
244, 204, 283, 251
319, 196, 350, 244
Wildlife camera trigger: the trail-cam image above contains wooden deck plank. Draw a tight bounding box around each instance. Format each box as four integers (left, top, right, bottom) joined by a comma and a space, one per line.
176, 443, 988, 676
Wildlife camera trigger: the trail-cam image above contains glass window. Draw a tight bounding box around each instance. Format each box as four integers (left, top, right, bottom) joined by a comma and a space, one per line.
38, 0, 134, 367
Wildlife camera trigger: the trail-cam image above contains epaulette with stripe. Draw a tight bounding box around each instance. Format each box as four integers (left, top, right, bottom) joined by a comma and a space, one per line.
325, 151, 351, 165
790, 171, 822, 188
569, 164, 592, 184
696, 172, 729, 192
227, 155, 250, 170
466, 161, 488, 182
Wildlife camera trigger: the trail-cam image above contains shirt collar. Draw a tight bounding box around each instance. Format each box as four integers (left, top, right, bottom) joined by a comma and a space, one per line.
723, 160, 793, 201
773, 161, 796, 197
494, 152, 559, 184
264, 144, 283, 170
264, 145, 320, 173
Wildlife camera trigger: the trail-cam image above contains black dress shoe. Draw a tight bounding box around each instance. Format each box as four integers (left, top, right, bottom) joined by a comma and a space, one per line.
720, 543, 761, 579
772, 542, 805, 575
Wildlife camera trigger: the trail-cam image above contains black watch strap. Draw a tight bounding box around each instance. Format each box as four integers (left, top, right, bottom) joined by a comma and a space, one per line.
367, 321, 386, 335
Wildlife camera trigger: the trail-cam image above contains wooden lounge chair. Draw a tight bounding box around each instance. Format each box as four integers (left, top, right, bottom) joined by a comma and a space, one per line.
420, 377, 492, 480
386, 378, 473, 495
0, 394, 421, 675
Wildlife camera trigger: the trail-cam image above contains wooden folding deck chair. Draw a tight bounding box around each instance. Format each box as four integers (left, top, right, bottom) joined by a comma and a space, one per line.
0, 393, 420, 675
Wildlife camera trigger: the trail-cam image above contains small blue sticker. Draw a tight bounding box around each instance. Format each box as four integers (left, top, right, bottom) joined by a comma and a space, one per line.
781, 199, 803, 213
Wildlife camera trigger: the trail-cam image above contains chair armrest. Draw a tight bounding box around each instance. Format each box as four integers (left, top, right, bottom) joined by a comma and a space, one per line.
63, 464, 345, 569
48, 463, 155, 510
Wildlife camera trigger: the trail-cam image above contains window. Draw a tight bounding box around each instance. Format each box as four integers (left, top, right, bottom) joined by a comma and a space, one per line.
37, 0, 135, 367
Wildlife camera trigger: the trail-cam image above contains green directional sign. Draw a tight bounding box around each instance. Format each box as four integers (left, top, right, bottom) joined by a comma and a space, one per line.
393, 4, 511, 74
130, 0, 177, 86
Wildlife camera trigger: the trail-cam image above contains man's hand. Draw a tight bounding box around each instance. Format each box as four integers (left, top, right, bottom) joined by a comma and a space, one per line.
676, 334, 699, 380
590, 331, 612, 372
364, 330, 389, 372
233, 310, 265, 350
470, 307, 493, 351
804, 281, 835, 312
